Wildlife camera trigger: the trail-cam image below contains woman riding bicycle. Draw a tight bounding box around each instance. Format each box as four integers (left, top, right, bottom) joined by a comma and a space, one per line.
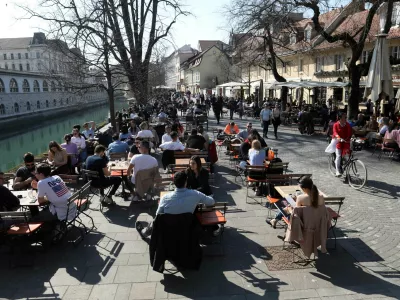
333, 111, 352, 177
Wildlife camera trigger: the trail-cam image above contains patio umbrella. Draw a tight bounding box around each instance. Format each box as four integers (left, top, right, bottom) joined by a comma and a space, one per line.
365, 3, 394, 103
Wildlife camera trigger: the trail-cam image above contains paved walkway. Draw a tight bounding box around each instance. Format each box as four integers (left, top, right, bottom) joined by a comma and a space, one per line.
0, 111, 400, 299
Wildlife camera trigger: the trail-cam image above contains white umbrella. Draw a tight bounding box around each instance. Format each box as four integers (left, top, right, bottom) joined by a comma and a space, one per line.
366, 3, 394, 102
218, 81, 247, 88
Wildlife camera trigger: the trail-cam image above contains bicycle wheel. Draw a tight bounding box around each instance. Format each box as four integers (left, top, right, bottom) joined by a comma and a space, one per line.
346, 159, 367, 189
328, 153, 336, 176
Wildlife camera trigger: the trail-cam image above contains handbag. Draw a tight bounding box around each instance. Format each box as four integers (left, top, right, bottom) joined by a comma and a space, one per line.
325, 138, 338, 153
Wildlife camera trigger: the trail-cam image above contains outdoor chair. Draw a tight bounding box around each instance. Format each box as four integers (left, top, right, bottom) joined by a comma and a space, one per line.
245, 165, 269, 204
196, 202, 227, 244
324, 197, 345, 249
81, 169, 112, 212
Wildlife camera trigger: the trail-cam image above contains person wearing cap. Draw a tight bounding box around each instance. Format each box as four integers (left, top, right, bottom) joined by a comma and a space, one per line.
260, 104, 273, 138
224, 122, 239, 135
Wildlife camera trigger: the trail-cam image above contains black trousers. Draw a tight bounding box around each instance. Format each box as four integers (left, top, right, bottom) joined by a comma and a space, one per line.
230, 109, 234, 120
92, 177, 122, 196
263, 121, 270, 136
214, 110, 221, 123
273, 123, 279, 137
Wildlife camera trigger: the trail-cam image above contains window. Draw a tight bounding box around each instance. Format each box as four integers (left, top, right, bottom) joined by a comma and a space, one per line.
43, 80, 49, 92
0, 104, 5, 115
0, 79, 4, 92
10, 78, 18, 92
25, 53, 28, 59
195, 72, 200, 83
22, 79, 30, 92
316, 57, 324, 72
305, 29, 312, 42
26, 63, 30, 71
37, 100, 40, 109
11, 53, 14, 60
282, 62, 287, 73
4, 63, 8, 70
46, 100, 49, 108
392, 6, 400, 26
391, 46, 400, 59
36, 52, 40, 59
53, 99, 57, 106
33, 80, 40, 92
19, 64, 23, 71
3, 54, 6, 60
12, 64, 15, 70
290, 34, 296, 44
26, 102, 31, 111
335, 55, 344, 70
299, 59, 303, 72
51, 81, 56, 91
57, 82, 62, 91
18, 53, 21, 59
361, 51, 368, 63
14, 103, 19, 113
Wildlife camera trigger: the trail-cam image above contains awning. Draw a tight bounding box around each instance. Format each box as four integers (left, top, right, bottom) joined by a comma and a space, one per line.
275, 81, 348, 88
217, 81, 248, 88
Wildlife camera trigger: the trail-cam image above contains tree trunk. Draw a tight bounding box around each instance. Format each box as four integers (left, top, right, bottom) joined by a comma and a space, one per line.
281, 86, 288, 110
347, 64, 362, 118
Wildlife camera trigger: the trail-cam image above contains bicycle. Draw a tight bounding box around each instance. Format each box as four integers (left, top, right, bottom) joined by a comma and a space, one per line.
328, 138, 368, 189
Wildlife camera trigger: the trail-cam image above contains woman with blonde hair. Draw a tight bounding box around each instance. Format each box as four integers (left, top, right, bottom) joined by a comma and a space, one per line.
48, 140, 69, 175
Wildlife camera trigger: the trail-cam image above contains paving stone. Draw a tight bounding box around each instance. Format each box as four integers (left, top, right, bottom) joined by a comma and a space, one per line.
113, 265, 149, 283
64, 285, 94, 300
12, 285, 68, 300
81, 265, 118, 285
129, 282, 157, 299
115, 283, 132, 300
88, 284, 118, 300
50, 267, 86, 286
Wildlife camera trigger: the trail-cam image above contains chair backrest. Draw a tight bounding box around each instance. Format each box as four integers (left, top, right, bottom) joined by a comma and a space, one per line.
59, 174, 80, 184
82, 169, 100, 181
109, 152, 127, 161
198, 202, 227, 215
3, 173, 15, 188
324, 197, 345, 214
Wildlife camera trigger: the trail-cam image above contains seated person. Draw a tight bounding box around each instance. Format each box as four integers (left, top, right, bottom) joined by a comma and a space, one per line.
130, 110, 138, 119
364, 115, 379, 132
119, 125, 131, 141
158, 110, 168, 122
250, 129, 267, 148
127, 141, 159, 201
186, 156, 212, 196
353, 114, 366, 128
86, 145, 122, 205
197, 126, 209, 144
238, 135, 255, 169
108, 133, 130, 155
135, 171, 214, 238
71, 127, 87, 162
34, 163, 77, 222
224, 122, 239, 135
137, 122, 154, 139
161, 125, 172, 144
128, 139, 141, 158
186, 129, 207, 151
236, 123, 252, 142
61, 134, 79, 167
0, 171, 20, 212
194, 104, 203, 115
383, 125, 400, 150
171, 122, 184, 137
47, 141, 69, 175
13, 152, 36, 190
82, 121, 96, 139
129, 120, 139, 136
266, 177, 325, 228
159, 131, 188, 151
248, 140, 267, 196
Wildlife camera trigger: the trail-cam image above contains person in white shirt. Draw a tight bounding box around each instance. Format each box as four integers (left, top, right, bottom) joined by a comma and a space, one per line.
260, 104, 273, 139
161, 125, 173, 144
158, 111, 168, 121
137, 122, 154, 139
126, 141, 158, 201
130, 111, 138, 119
82, 121, 96, 139
34, 163, 76, 221
159, 132, 186, 151
71, 127, 87, 162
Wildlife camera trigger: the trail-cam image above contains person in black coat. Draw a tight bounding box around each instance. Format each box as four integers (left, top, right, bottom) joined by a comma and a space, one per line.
186, 156, 212, 196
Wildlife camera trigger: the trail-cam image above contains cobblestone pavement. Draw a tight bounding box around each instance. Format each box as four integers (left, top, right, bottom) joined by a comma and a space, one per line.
0, 111, 399, 299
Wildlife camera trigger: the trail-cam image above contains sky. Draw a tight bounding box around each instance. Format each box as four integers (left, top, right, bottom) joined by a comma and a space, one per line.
0, 0, 233, 54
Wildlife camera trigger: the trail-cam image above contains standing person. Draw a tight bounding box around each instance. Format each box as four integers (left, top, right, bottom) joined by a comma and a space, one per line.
237, 99, 244, 120
332, 111, 352, 177
271, 105, 281, 139
228, 98, 236, 120
213, 96, 223, 124
260, 104, 272, 138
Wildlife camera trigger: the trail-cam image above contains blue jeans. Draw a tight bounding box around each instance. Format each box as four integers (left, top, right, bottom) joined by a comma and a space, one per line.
79, 149, 87, 162
275, 210, 290, 221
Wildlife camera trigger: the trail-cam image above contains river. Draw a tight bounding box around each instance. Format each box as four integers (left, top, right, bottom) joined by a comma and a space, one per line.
0, 100, 126, 171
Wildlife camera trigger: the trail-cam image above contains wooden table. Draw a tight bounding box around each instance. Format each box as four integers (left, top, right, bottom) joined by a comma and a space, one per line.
275, 185, 327, 198
12, 190, 40, 206
175, 158, 206, 165
109, 161, 130, 171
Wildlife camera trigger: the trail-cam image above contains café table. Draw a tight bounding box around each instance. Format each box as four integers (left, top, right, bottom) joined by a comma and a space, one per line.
109, 161, 130, 172
109, 161, 130, 198
275, 185, 327, 200
12, 190, 40, 207
175, 158, 206, 165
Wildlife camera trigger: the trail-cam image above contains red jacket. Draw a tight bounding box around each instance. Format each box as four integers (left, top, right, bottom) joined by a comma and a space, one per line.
333, 121, 352, 153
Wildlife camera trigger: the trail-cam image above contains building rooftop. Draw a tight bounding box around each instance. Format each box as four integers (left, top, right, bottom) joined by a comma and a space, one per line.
0, 37, 33, 50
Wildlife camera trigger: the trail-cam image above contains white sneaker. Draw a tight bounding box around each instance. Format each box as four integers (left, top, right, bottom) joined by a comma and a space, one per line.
335, 171, 342, 177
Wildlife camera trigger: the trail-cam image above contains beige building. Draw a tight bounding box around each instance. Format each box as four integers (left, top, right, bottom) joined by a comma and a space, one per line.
237, 4, 400, 104
180, 43, 239, 94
